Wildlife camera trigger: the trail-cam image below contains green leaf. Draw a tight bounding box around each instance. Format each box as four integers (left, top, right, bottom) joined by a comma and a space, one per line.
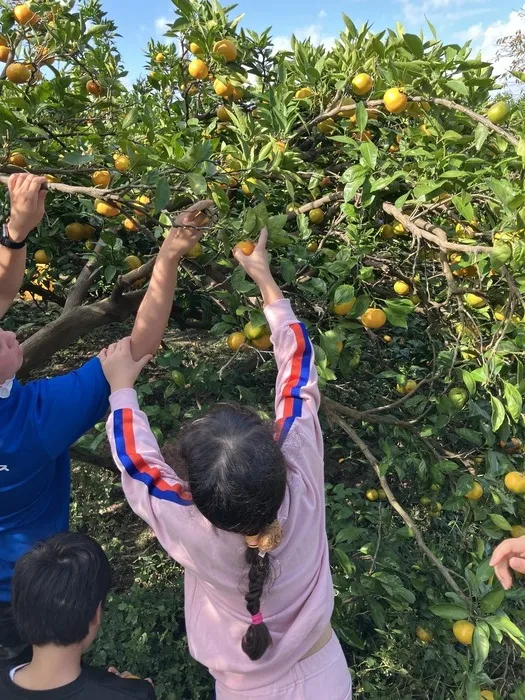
62, 152, 94, 166
490, 244, 512, 271
480, 589, 505, 614
472, 625, 490, 672
84, 24, 107, 38
473, 123, 489, 151
461, 370, 476, 396
486, 614, 525, 650
104, 265, 117, 283
334, 285, 355, 304
491, 394, 506, 432
122, 105, 140, 130
154, 177, 171, 212
489, 513, 512, 531
186, 173, 207, 196
404, 33, 424, 58
384, 299, 414, 329
518, 138, 525, 161
243, 208, 257, 235
280, 259, 295, 284
429, 603, 470, 619
504, 381, 522, 422
446, 79, 469, 96
360, 142, 378, 170
455, 428, 483, 446
355, 101, 368, 133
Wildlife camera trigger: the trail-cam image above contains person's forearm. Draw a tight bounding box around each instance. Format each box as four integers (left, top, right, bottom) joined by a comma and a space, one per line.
130, 236, 181, 361
255, 272, 284, 307
0, 244, 26, 319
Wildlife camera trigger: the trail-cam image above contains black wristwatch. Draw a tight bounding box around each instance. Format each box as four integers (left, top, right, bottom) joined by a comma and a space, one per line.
1, 223, 29, 249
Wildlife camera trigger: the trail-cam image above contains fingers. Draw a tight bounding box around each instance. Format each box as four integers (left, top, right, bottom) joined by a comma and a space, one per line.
232, 245, 246, 264
106, 342, 119, 357
256, 227, 268, 250
27, 176, 46, 198
108, 667, 120, 676
493, 560, 513, 590
186, 199, 214, 213
510, 556, 525, 574
490, 537, 525, 567
136, 354, 153, 371
117, 336, 132, 351
98, 348, 108, 361
7, 173, 20, 193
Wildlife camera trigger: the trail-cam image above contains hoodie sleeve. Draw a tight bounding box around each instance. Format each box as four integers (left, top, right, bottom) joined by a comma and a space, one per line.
264, 299, 324, 482
106, 389, 194, 561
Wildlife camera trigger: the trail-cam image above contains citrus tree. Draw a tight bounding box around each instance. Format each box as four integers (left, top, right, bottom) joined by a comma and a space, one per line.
2, 0, 525, 697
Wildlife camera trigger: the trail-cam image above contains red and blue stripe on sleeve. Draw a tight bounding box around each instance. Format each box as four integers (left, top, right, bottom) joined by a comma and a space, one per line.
276, 322, 314, 445
113, 407, 193, 505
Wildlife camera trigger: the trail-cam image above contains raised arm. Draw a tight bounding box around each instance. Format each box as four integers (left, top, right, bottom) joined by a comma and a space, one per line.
130, 200, 212, 361
0, 174, 48, 319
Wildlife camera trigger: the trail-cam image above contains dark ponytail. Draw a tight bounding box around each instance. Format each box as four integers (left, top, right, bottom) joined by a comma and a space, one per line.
242, 548, 273, 660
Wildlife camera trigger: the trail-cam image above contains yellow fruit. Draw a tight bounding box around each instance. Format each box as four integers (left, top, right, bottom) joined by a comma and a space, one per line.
227, 331, 246, 351
511, 525, 525, 538
487, 101, 510, 125
452, 620, 475, 646
351, 72, 374, 95
383, 335, 392, 343
377, 488, 387, 500
230, 86, 244, 102
309, 208, 324, 225
123, 218, 138, 231
65, 223, 89, 241
85, 240, 96, 251
124, 255, 142, 270
383, 87, 408, 114
480, 692, 494, 700
405, 380, 417, 393
95, 200, 120, 217
92, 170, 111, 188
504, 472, 525, 494
333, 299, 356, 316
6, 63, 31, 84
14, 3, 39, 26
86, 80, 102, 96
244, 322, 267, 341
154, 53, 165, 63
45, 174, 60, 183
0, 36, 6, 47
252, 334, 273, 350
464, 293, 486, 309
213, 78, 233, 97
216, 105, 231, 122
366, 489, 379, 502
335, 341, 344, 353
317, 118, 336, 135
393, 222, 407, 235
0, 46, 10, 62
241, 178, 258, 196
465, 482, 483, 501
416, 626, 433, 643
188, 58, 209, 80
114, 155, 131, 173
380, 224, 394, 239
361, 308, 387, 329
189, 42, 203, 55
306, 241, 318, 253
213, 39, 237, 63
235, 240, 256, 256
295, 87, 314, 99
394, 280, 410, 296
9, 153, 27, 167
133, 195, 150, 215
34, 249, 49, 264
186, 242, 203, 259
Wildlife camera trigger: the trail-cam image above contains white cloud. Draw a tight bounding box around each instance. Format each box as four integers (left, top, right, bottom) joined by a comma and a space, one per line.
273, 23, 336, 52
318, 10, 327, 19
400, 0, 490, 25
155, 16, 170, 34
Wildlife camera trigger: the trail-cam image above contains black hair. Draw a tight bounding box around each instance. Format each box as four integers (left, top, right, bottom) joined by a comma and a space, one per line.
12, 532, 112, 647
173, 403, 287, 660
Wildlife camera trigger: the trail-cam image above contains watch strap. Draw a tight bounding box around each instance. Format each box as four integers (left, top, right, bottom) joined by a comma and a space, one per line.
1, 224, 28, 249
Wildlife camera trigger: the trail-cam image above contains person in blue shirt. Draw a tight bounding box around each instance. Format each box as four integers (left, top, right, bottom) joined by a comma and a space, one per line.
0, 173, 212, 670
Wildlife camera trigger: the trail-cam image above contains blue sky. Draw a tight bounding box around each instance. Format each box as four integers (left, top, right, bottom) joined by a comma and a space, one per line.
100, 0, 524, 81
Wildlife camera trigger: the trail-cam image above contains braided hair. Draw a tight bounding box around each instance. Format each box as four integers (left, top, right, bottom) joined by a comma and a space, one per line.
171, 403, 287, 661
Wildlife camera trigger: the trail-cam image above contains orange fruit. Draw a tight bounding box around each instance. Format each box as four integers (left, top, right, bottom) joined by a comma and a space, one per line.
235, 240, 256, 256
511, 525, 525, 538
361, 308, 387, 329
45, 174, 60, 183
317, 118, 336, 135
189, 42, 203, 55
124, 255, 142, 270
186, 242, 203, 259
227, 332, 245, 351
92, 170, 111, 188
86, 79, 102, 96
366, 489, 379, 501
416, 626, 433, 643
252, 334, 272, 350
123, 218, 138, 231
333, 299, 356, 316
14, 3, 39, 26
309, 208, 324, 225
383, 87, 408, 114
6, 63, 31, 84
351, 73, 374, 95
213, 39, 237, 62
216, 105, 231, 122
65, 223, 89, 241
133, 195, 150, 216
465, 482, 483, 500
9, 153, 27, 167
95, 199, 120, 217
154, 53, 165, 63
0, 45, 10, 62
295, 87, 314, 99
188, 58, 208, 80
34, 249, 50, 264
504, 472, 525, 494
213, 78, 233, 97
114, 155, 131, 172
452, 620, 475, 646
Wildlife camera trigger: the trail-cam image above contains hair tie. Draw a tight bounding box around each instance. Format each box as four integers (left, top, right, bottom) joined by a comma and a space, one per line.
251, 612, 264, 626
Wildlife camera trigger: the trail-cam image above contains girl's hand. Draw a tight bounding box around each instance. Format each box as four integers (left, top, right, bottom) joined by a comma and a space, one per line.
99, 337, 152, 392
490, 535, 525, 589
167, 200, 213, 257
233, 228, 270, 284
8, 173, 48, 242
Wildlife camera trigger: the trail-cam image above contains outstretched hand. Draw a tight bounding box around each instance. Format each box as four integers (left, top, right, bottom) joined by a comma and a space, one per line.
233, 228, 270, 284
8, 173, 48, 242
167, 199, 214, 257
99, 337, 152, 392
490, 535, 525, 589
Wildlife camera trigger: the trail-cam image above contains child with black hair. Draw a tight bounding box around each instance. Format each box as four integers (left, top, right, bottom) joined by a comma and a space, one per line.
0, 532, 156, 699
100, 229, 352, 699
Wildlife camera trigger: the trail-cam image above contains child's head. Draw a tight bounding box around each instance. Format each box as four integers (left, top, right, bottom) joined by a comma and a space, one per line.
172, 404, 287, 660
12, 532, 112, 652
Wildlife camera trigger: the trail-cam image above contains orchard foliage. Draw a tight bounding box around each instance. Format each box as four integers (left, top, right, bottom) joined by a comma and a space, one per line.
2, 0, 525, 697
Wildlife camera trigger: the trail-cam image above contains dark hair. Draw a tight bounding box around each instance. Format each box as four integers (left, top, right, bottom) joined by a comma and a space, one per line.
12, 532, 112, 647
174, 404, 287, 660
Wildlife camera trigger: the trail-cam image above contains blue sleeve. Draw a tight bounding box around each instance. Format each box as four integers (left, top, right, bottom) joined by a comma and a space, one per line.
34, 357, 110, 459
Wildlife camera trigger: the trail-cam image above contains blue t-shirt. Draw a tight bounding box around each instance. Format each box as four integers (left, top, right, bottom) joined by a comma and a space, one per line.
0, 358, 109, 602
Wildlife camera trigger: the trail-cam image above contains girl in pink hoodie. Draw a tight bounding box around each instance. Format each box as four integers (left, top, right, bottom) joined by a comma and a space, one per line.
100, 229, 352, 699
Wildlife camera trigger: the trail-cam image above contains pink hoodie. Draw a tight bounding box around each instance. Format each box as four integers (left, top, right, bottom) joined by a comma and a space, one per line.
106, 299, 334, 692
